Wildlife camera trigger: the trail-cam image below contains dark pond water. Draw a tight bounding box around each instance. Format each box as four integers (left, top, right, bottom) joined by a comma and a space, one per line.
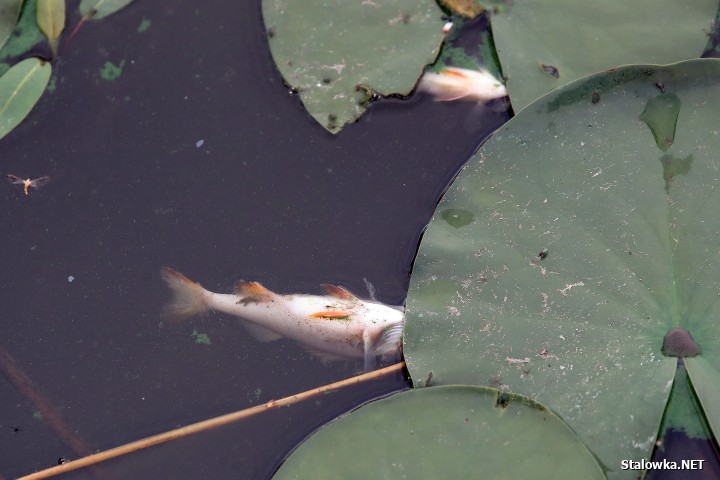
0, 1, 507, 478
3, 2, 719, 479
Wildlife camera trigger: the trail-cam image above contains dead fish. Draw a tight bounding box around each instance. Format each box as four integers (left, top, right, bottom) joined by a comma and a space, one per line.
161, 268, 404, 371
7, 174, 51, 195
418, 66, 507, 102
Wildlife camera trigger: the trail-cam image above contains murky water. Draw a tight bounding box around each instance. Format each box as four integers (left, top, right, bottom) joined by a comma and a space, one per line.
0, 1, 507, 478
5, 2, 716, 479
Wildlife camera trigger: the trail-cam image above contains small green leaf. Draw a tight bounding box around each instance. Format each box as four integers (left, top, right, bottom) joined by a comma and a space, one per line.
79, 0, 134, 20
0, 57, 51, 142
36, 0, 66, 56
191, 329, 212, 345
99, 59, 124, 81
137, 17, 150, 33
0, 0, 23, 51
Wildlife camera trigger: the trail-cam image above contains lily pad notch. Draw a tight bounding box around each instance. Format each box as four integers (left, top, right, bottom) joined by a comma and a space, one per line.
262, 0, 448, 134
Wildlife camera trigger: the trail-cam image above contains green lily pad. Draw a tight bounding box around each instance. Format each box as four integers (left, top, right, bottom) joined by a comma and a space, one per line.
0, 57, 52, 141
490, 0, 717, 111
405, 59, 720, 478
0, 0, 23, 52
79, 0, 134, 20
274, 386, 604, 479
262, 0, 446, 134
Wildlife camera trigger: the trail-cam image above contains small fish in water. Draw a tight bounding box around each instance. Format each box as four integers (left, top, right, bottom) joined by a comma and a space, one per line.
7, 174, 51, 195
418, 66, 507, 103
161, 268, 404, 371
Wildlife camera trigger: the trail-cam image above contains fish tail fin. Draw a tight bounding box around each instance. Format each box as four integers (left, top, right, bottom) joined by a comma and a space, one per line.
161, 267, 209, 318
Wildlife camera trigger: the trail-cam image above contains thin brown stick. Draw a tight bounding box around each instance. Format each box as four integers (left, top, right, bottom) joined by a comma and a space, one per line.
0, 346, 95, 459
19, 361, 406, 480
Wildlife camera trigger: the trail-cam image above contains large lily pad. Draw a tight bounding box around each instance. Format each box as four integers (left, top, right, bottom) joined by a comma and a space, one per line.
490, 0, 717, 111
274, 386, 604, 479
405, 58, 720, 478
262, 0, 446, 134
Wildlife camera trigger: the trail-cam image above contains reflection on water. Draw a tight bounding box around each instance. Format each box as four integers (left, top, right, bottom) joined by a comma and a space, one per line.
0, 0, 507, 478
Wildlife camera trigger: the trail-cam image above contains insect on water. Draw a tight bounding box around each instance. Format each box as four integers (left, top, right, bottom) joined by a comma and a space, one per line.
6, 175, 51, 195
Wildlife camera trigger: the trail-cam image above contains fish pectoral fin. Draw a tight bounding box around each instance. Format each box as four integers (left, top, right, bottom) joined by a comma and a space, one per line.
374, 323, 404, 357
363, 330, 376, 372
320, 284, 358, 301
235, 281, 275, 305
309, 310, 353, 319
241, 322, 284, 342
301, 345, 350, 364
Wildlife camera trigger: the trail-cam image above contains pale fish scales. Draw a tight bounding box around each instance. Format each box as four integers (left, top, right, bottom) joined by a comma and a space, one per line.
161, 268, 404, 371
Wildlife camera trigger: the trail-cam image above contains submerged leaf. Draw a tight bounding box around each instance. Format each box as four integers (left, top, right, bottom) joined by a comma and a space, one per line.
262, 0, 446, 134
0, 57, 51, 141
0, 0, 23, 51
405, 59, 720, 479
36, 0, 65, 56
275, 386, 604, 479
0, 0, 45, 76
79, 0, 134, 20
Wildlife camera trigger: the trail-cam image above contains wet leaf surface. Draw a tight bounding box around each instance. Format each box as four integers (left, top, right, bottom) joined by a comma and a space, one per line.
490, 0, 717, 110
405, 59, 720, 478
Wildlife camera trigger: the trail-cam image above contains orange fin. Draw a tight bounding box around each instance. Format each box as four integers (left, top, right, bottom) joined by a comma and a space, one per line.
235, 281, 275, 305
320, 284, 358, 300
309, 310, 353, 319
440, 67, 469, 79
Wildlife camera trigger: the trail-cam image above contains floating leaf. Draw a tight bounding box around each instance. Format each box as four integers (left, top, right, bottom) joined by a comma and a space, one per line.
490, 0, 717, 110
0, 0, 23, 51
36, 0, 65, 56
99, 59, 124, 81
274, 386, 604, 479
0, 0, 45, 76
0, 57, 51, 141
405, 59, 720, 478
79, 0, 134, 20
262, 0, 446, 134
